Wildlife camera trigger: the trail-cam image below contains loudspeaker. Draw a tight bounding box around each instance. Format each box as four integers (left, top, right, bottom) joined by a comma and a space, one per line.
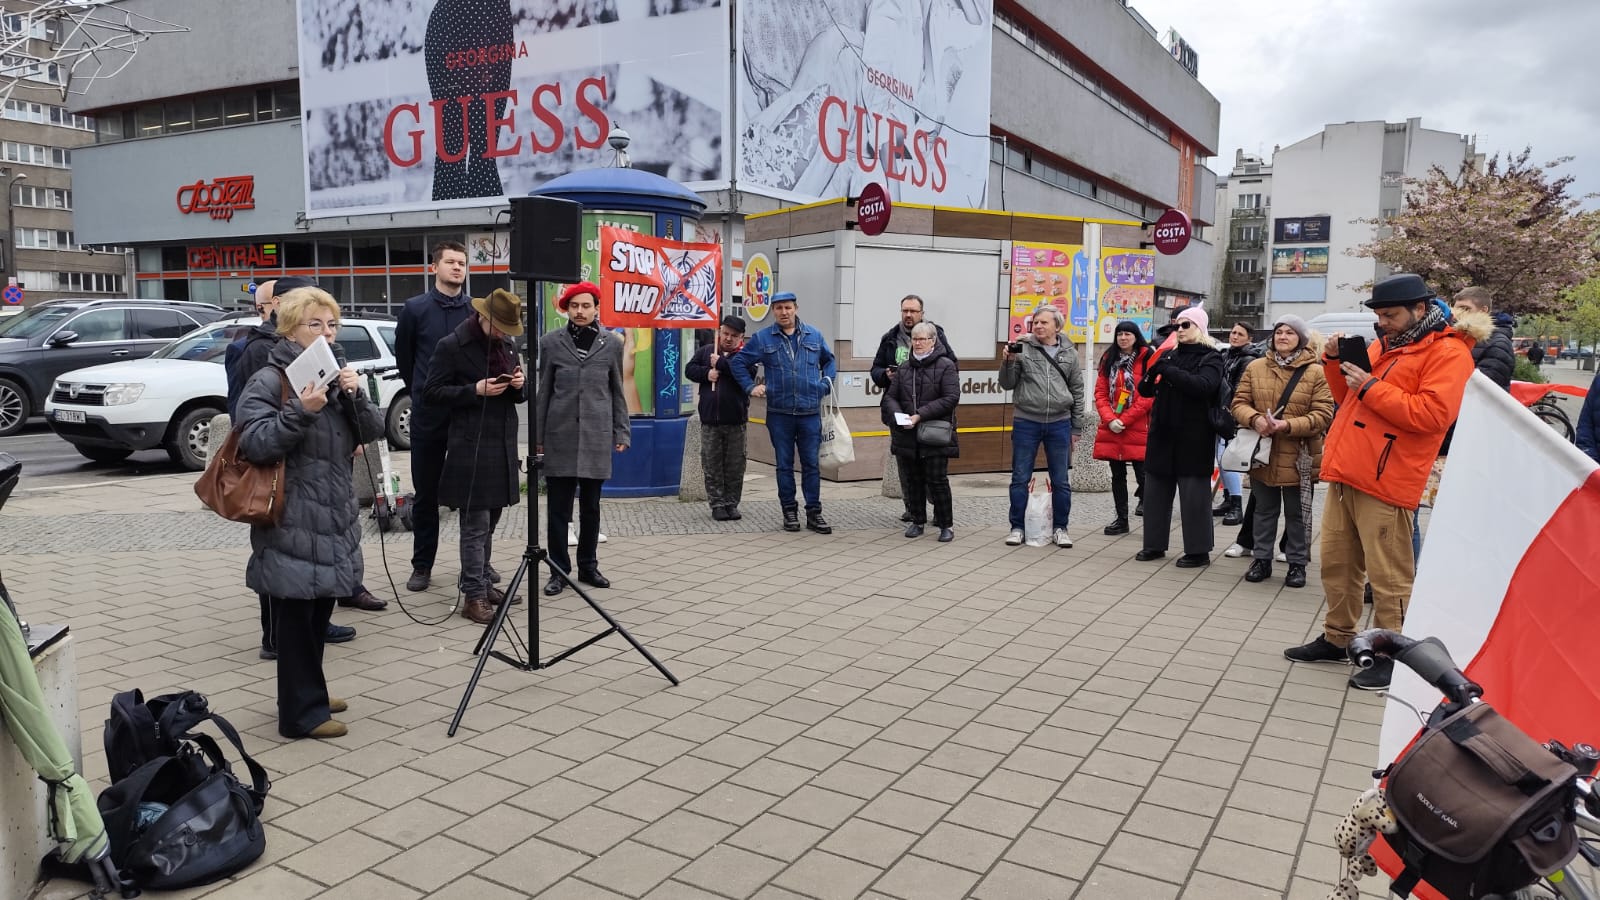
508, 195, 583, 282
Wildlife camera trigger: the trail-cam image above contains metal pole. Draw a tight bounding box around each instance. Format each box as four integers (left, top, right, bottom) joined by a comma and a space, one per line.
1082, 222, 1102, 396
1, 170, 22, 289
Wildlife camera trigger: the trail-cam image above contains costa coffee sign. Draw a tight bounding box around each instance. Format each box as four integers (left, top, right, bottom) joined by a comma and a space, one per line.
1150, 208, 1192, 255
176, 175, 256, 221
856, 182, 892, 236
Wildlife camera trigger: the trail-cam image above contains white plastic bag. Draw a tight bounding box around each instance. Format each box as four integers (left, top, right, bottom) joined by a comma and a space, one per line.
1024, 478, 1052, 546
1220, 430, 1271, 473
817, 378, 855, 467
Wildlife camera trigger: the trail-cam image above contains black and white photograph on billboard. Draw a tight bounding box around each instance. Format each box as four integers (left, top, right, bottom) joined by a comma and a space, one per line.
296, 0, 729, 218
737, 0, 993, 207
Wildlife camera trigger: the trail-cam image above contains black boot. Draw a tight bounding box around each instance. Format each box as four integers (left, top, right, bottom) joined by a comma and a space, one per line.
1285, 564, 1307, 589
806, 510, 832, 535
1213, 495, 1233, 517
1221, 496, 1244, 527
1103, 518, 1129, 535
782, 507, 800, 532
1134, 500, 1144, 517
1245, 558, 1272, 583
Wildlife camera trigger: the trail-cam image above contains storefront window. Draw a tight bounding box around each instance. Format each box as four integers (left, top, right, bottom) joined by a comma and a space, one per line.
220, 278, 252, 305
319, 276, 352, 303
136, 247, 161, 272
472, 272, 510, 297
282, 240, 314, 268
351, 237, 386, 266
390, 274, 425, 304
137, 280, 161, 299
160, 246, 187, 271
316, 238, 350, 268
352, 275, 388, 311
389, 234, 424, 266
188, 278, 220, 304
162, 279, 189, 300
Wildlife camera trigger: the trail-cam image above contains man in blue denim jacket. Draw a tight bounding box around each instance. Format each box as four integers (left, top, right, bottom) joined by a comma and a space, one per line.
732, 292, 838, 534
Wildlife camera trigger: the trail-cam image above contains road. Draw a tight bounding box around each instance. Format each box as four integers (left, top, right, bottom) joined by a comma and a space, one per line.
0, 420, 189, 491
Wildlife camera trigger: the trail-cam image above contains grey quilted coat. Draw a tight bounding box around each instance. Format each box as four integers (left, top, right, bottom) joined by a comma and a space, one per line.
236, 339, 384, 599
536, 327, 631, 480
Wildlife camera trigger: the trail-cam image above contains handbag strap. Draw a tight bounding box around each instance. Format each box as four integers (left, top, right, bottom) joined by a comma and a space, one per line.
1272, 364, 1309, 416
1028, 343, 1076, 395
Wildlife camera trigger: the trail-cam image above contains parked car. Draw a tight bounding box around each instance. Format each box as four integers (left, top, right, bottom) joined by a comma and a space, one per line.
1306, 310, 1379, 341
43, 316, 410, 470
0, 298, 226, 437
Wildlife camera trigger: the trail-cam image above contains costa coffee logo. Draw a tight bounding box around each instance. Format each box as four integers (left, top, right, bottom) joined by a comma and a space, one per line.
856, 182, 892, 237
176, 176, 256, 221
1151, 208, 1192, 256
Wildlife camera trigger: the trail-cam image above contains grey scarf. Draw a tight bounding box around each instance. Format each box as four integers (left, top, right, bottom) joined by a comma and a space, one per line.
1386, 304, 1447, 351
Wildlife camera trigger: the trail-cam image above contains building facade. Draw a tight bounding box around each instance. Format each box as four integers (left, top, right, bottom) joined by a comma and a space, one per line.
1211, 150, 1272, 329
60, 0, 1220, 320
2, 1, 131, 311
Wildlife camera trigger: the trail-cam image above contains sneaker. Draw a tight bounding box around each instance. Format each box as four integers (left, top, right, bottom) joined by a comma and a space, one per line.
782, 507, 801, 532
1275, 551, 1288, 563
937, 528, 954, 542
1053, 528, 1073, 548
1284, 635, 1347, 664
1223, 543, 1247, 558
1349, 657, 1393, 691
259, 646, 277, 661
325, 624, 356, 643
1005, 528, 1024, 546
712, 507, 731, 521
805, 511, 832, 535
904, 523, 925, 538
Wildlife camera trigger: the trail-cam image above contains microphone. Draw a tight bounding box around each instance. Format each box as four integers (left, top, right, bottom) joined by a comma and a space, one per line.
331, 343, 356, 395
331, 342, 358, 419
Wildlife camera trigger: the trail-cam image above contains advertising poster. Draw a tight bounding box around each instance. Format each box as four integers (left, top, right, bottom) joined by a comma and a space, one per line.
1272, 246, 1330, 275
742, 252, 774, 321
1008, 242, 1092, 342
1098, 249, 1156, 340
295, 0, 729, 218
543, 210, 657, 415
1274, 216, 1332, 244
465, 231, 510, 271
738, 0, 993, 207
597, 227, 722, 329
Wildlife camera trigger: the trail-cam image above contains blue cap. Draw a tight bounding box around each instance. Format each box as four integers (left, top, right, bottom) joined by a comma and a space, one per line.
771, 291, 798, 305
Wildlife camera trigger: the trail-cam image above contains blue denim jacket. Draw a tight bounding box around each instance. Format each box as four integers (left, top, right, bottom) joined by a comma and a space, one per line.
731, 321, 837, 415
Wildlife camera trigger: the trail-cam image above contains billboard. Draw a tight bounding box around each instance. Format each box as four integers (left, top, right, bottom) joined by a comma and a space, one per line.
295, 0, 729, 218
1272, 246, 1329, 275
737, 0, 993, 207
1274, 216, 1331, 243
1008, 243, 1154, 343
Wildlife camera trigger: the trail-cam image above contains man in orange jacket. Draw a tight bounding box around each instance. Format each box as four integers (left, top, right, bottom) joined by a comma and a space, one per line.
1283, 274, 1476, 690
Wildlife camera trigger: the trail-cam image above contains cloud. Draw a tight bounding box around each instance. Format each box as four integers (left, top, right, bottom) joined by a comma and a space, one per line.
1128, 0, 1600, 201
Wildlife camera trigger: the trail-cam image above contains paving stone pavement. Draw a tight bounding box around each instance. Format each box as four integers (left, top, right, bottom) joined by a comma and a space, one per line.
7, 462, 1412, 899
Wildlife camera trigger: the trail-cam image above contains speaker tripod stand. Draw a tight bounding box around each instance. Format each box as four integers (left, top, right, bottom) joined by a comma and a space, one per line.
447, 282, 678, 737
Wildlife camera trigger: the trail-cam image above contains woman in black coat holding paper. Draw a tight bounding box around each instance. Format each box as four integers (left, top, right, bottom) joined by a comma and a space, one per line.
1135, 307, 1226, 569
883, 322, 960, 542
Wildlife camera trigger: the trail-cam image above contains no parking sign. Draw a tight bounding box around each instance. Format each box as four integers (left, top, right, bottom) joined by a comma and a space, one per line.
2, 284, 22, 305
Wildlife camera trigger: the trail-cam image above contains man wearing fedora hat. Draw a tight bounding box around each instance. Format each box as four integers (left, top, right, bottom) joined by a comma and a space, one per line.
423, 288, 528, 623
1283, 273, 1476, 690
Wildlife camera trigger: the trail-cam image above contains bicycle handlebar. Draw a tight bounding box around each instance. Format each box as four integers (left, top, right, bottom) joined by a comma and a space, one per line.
1348, 629, 1482, 705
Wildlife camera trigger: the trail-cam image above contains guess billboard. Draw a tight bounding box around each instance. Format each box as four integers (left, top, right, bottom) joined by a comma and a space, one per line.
295, 0, 729, 218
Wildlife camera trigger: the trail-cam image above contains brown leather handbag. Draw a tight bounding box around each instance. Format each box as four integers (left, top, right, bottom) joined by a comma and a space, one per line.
194, 368, 287, 526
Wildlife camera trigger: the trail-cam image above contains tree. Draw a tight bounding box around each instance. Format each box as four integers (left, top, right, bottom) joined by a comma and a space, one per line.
1354, 149, 1600, 315
1565, 276, 1600, 356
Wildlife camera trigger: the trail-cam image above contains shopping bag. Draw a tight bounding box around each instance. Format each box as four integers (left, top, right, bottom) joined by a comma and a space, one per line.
1024, 478, 1051, 546
817, 378, 855, 467
1220, 430, 1271, 472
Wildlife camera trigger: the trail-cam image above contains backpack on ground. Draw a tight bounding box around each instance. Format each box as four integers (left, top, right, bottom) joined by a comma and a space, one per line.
1380, 701, 1579, 899
99, 689, 271, 889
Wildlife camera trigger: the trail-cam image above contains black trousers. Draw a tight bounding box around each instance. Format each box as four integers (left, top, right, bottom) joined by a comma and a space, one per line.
1108, 459, 1145, 518
1142, 471, 1214, 556
409, 418, 449, 572
546, 476, 602, 576
901, 454, 953, 527
275, 596, 335, 737
1234, 491, 1293, 553
259, 593, 274, 651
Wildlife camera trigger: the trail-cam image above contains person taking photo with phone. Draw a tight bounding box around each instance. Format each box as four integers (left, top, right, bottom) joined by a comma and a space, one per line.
998, 305, 1084, 549
423, 289, 527, 624
1282, 274, 1476, 691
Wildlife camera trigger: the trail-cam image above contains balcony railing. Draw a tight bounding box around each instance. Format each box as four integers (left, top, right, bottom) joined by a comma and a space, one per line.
1229, 238, 1264, 251
1230, 206, 1269, 219
1225, 270, 1265, 286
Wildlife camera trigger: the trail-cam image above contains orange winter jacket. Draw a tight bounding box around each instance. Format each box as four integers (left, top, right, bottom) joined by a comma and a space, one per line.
1319, 325, 1475, 510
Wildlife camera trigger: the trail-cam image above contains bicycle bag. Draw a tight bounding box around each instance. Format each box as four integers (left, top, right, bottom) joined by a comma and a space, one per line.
1381, 701, 1579, 899
104, 689, 270, 814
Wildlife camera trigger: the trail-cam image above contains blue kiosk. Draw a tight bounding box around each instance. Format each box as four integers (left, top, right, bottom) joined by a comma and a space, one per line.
529, 168, 708, 498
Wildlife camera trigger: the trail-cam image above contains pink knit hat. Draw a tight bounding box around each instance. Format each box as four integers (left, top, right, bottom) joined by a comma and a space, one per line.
1175, 306, 1210, 333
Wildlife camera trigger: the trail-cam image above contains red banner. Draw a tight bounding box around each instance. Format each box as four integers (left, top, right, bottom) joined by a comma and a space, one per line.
597, 227, 722, 329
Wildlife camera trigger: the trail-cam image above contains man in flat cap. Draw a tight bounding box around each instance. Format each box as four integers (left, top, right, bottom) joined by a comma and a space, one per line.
1283, 274, 1476, 690
686, 315, 751, 521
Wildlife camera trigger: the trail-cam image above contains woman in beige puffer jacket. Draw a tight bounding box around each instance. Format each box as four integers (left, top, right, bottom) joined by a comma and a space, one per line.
1229, 315, 1335, 588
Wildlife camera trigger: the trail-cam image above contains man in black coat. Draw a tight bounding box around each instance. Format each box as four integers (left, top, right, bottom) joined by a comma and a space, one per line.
685, 316, 751, 521
423, 289, 526, 624
869, 294, 953, 523
1452, 287, 1516, 390
395, 240, 471, 591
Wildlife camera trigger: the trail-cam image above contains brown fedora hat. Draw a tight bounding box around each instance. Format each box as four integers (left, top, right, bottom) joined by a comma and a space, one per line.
471, 288, 524, 336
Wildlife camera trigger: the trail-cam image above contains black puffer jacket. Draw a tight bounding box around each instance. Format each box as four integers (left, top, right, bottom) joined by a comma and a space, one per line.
1139, 342, 1226, 478
237, 339, 384, 599
423, 318, 525, 510
883, 344, 960, 458
1221, 341, 1264, 392
1470, 311, 1516, 390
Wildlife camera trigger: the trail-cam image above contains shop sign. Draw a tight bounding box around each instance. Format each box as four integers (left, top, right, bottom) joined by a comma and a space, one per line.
856, 182, 892, 236
188, 243, 279, 270
176, 176, 256, 221
744, 253, 774, 322
1150, 208, 1192, 255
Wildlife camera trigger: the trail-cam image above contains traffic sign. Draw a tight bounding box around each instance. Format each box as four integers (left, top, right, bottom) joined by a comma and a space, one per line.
2, 284, 23, 305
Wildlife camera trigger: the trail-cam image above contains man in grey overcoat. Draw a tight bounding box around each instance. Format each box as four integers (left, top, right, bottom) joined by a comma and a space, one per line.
537, 282, 631, 597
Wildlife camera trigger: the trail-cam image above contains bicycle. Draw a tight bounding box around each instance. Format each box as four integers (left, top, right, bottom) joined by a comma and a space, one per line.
1531, 393, 1577, 442
1335, 629, 1600, 900
1510, 381, 1588, 445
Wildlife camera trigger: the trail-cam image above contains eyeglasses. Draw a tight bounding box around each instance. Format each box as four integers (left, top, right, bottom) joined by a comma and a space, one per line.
297, 319, 339, 332
911, 336, 935, 343
1175, 321, 1196, 331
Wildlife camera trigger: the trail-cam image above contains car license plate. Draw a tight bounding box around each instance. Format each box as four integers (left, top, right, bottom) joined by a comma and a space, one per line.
54, 409, 86, 424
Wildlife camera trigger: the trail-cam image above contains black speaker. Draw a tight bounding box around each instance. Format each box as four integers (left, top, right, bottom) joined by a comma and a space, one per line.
508, 195, 583, 282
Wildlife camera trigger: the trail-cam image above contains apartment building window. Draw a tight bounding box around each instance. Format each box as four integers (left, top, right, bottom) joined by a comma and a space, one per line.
993, 8, 1168, 142
12, 185, 71, 210
1, 53, 63, 86
1382, 208, 1398, 219
58, 272, 124, 293
1, 142, 71, 168
56, 230, 78, 250
15, 227, 52, 249
1237, 225, 1262, 242
1231, 291, 1259, 306
1233, 258, 1260, 274
1237, 193, 1262, 209
2, 14, 58, 42
5, 101, 94, 130
17, 270, 55, 290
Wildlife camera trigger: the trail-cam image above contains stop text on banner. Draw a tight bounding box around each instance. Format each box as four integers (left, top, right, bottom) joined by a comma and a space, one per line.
598, 227, 722, 330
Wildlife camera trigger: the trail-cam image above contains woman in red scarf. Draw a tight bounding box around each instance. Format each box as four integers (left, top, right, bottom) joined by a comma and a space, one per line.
1093, 321, 1154, 535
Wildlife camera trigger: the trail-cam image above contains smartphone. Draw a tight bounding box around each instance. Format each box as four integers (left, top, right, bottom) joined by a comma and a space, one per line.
1338, 335, 1372, 372
491, 374, 514, 385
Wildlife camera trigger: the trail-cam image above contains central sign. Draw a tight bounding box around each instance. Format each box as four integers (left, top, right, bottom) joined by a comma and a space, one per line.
188, 244, 279, 270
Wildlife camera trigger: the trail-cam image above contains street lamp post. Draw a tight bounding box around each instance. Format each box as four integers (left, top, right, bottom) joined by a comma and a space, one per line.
2, 168, 29, 290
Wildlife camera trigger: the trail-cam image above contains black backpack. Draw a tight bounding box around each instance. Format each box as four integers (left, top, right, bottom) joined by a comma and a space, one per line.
104, 689, 269, 811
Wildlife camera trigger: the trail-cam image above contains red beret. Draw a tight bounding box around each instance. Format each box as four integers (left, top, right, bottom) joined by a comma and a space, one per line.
557, 281, 601, 313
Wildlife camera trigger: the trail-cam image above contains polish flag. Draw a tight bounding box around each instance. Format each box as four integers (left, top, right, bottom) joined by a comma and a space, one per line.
1371, 373, 1600, 895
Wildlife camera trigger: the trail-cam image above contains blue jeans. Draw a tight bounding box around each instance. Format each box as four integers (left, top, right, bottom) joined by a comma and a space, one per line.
1216, 437, 1242, 496
767, 412, 822, 511
1009, 417, 1072, 530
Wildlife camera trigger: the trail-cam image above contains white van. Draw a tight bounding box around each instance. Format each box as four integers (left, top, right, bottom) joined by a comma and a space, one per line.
1307, 310, 1378, 339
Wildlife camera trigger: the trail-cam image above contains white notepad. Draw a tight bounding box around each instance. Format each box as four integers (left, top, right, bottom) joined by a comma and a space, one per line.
283, 335, 340, 394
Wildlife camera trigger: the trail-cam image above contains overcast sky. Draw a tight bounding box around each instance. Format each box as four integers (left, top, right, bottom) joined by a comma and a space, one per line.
1127, 0, 1600, 205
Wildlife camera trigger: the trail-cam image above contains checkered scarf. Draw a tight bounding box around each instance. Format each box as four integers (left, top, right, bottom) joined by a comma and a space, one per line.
1385, 303, 1446, 351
